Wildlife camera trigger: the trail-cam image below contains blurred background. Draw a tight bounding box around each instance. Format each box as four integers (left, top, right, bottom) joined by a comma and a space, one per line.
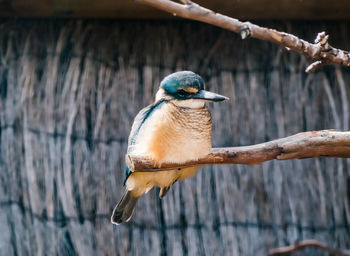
0, 1, 350, 255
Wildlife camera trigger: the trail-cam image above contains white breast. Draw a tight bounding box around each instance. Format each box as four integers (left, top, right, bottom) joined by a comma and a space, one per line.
131, 102, 212, 163
126, 102, 212, 195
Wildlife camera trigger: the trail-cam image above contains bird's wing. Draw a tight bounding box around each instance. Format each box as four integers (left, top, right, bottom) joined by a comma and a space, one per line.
124, 99, 167, 182
128, 99, 167, 148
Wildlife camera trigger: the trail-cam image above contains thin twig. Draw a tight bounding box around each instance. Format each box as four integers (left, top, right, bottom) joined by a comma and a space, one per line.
267, 239, 350, 256
126, 130, 350, 172
305, 60, 330, 73
137, 0, 350, 73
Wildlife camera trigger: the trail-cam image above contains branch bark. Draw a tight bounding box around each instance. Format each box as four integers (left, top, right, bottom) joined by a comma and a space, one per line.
137, 0, 350, 73
126, 130, 350, 172
267, 239, 350, 256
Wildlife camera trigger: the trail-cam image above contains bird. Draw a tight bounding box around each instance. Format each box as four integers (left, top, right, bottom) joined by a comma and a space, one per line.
111, 71, 228, 225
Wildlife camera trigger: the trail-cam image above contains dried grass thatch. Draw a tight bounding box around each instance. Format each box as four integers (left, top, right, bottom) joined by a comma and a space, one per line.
0, 19, 349, 255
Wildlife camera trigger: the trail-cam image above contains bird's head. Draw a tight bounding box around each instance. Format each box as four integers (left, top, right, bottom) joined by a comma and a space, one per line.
155, 71, 229, 108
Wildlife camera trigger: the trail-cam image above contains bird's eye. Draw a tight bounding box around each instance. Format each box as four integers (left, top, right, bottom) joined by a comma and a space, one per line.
178, 89, 189, 97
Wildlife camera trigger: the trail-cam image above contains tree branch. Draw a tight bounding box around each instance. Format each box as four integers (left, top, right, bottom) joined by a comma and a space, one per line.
126, 130, 350, 172
267, 239, 350, 256
137, 0, 350, 73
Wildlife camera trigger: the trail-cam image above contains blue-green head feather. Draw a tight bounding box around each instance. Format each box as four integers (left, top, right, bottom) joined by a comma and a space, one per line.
160, 71, 205, 95
159, 71, 205, 100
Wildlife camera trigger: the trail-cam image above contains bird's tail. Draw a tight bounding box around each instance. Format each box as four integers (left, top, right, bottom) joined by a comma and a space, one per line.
111, 190, 139, 225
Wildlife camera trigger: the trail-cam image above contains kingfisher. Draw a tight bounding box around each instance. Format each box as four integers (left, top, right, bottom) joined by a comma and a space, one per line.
111, 71, 228, 225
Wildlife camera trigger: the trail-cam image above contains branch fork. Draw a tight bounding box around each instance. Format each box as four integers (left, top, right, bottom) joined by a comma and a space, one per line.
306, 32, 333, 73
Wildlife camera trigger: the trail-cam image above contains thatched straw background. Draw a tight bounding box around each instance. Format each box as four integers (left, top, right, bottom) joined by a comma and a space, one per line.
0, 19, 349, 255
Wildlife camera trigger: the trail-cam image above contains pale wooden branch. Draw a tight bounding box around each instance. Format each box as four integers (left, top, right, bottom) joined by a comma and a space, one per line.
126, 130, 350, 172
267, 239, 350, 256
137, 0, 350, 73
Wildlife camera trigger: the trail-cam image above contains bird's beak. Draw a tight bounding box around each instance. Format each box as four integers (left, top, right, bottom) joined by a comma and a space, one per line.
192, 90, 229, 102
